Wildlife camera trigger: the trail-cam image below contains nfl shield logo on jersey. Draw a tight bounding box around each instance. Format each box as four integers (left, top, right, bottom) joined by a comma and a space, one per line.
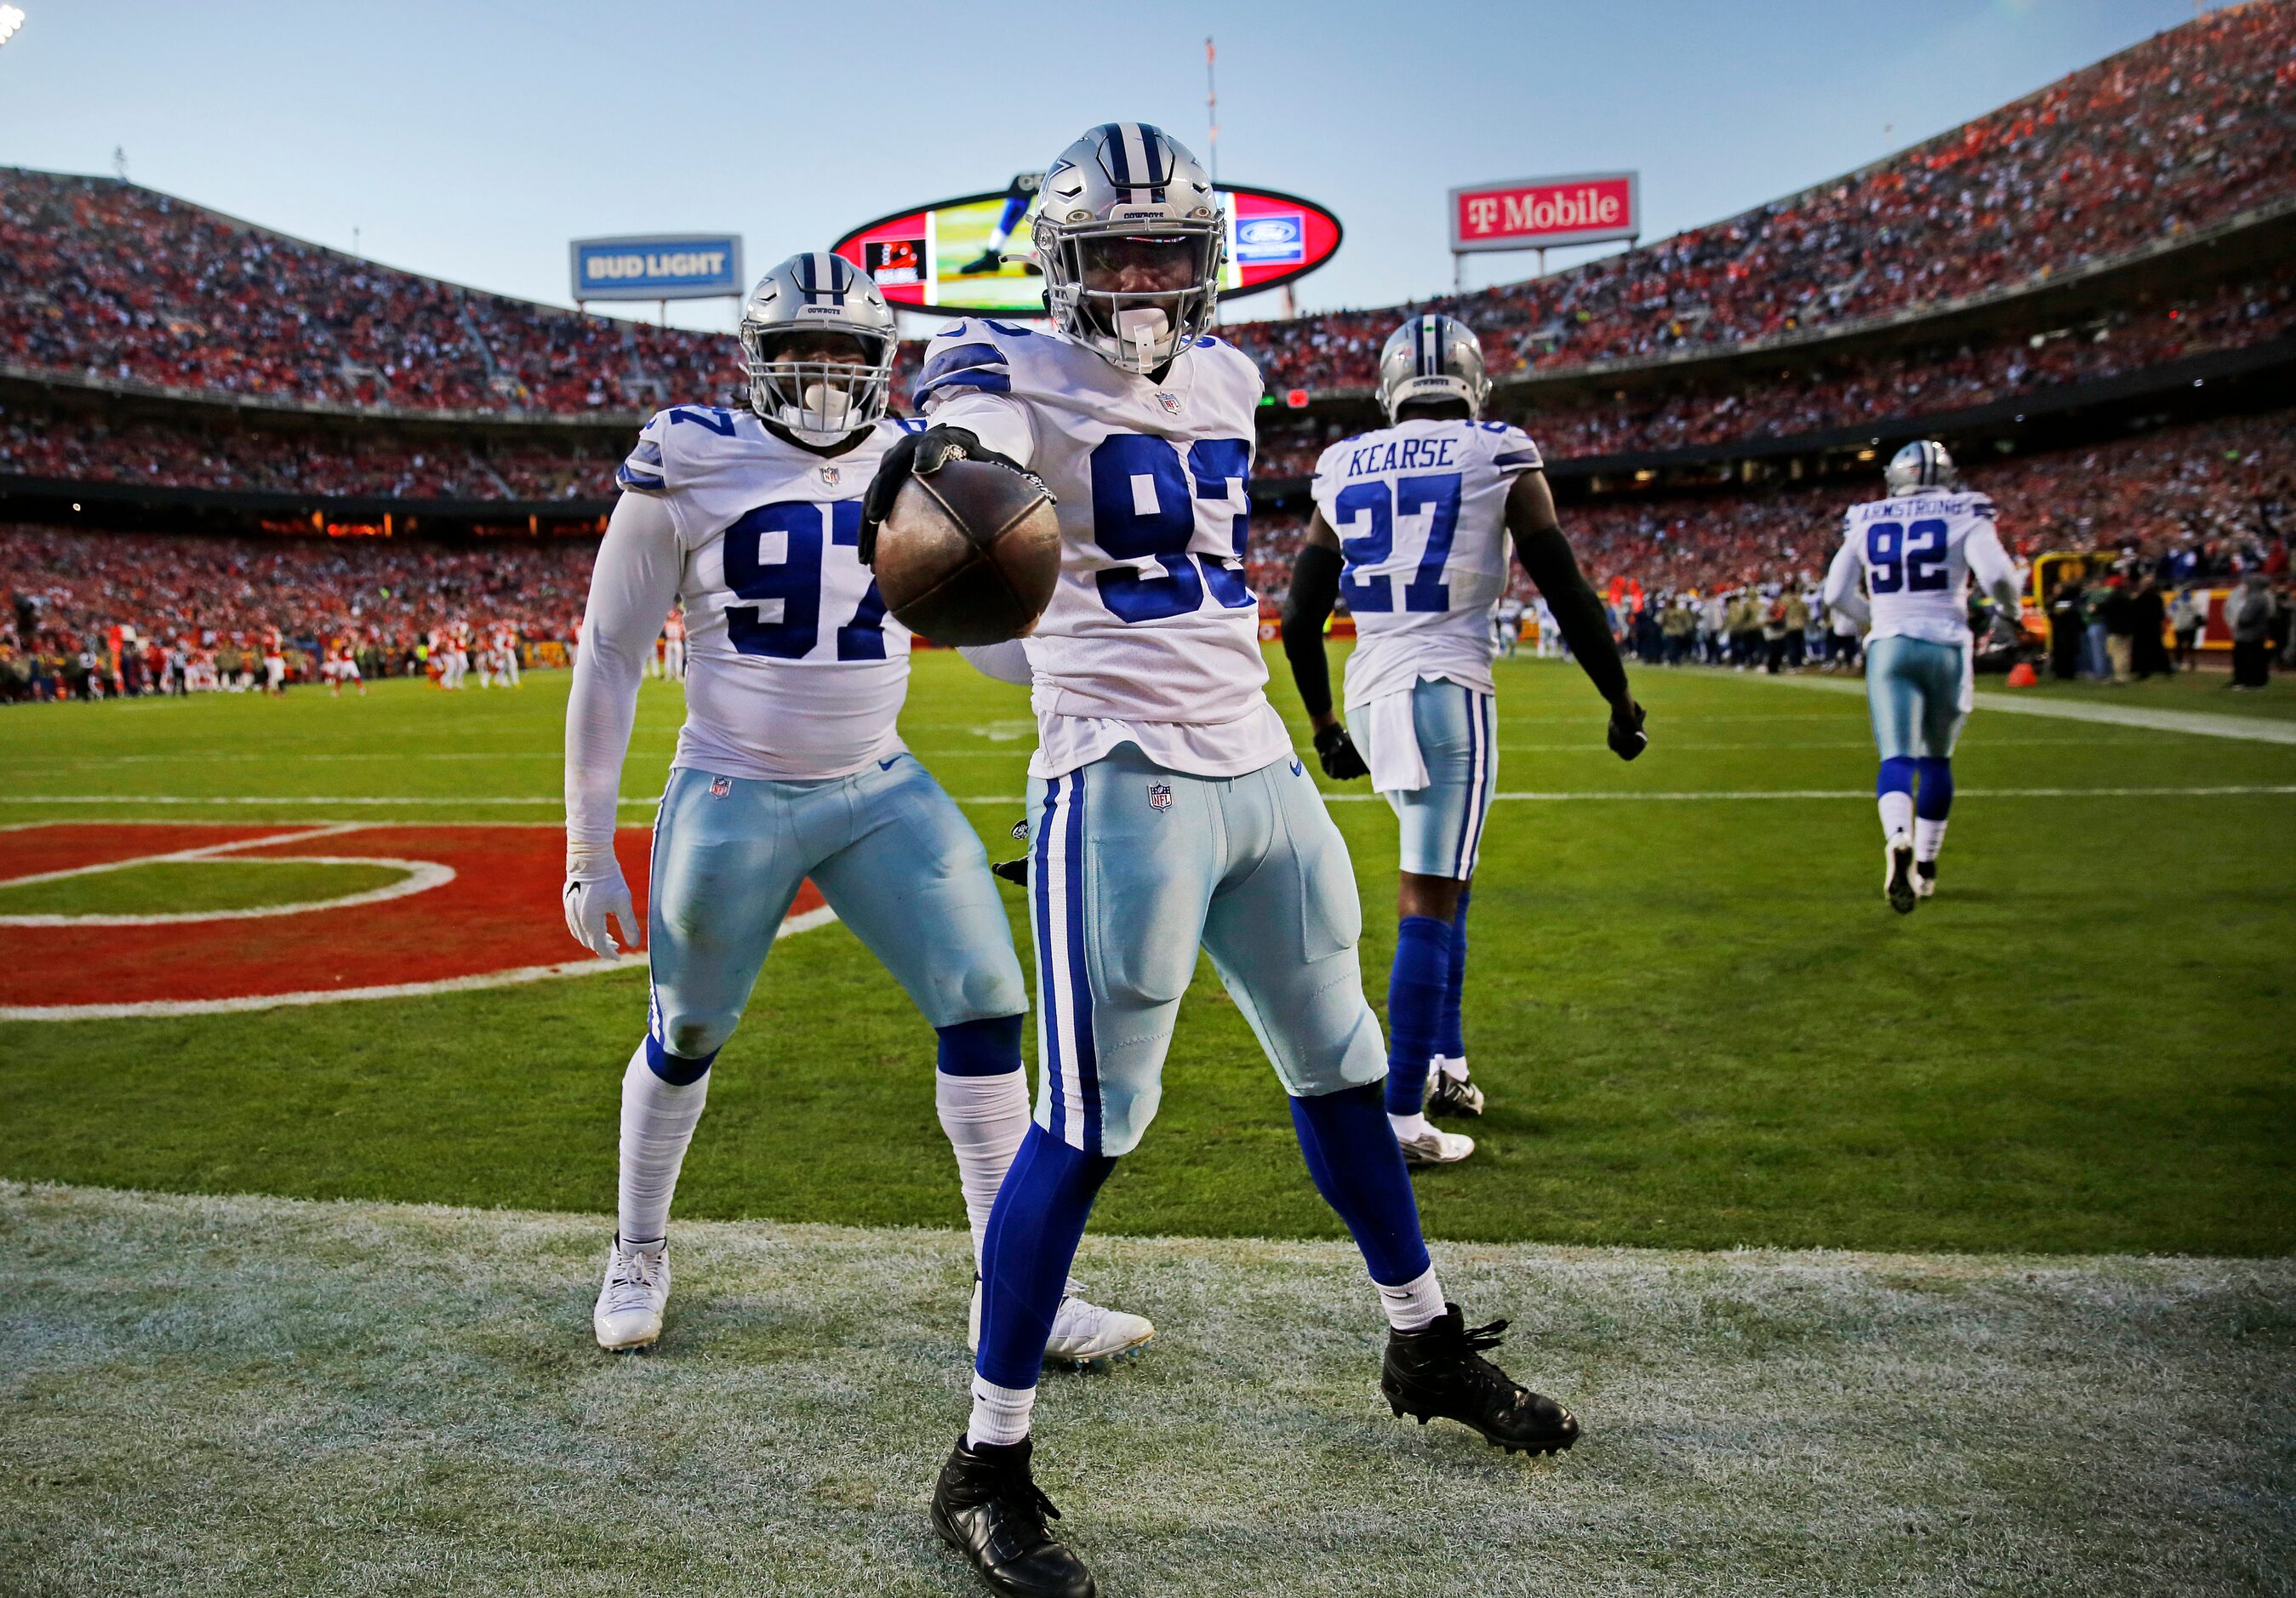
1154, 391, 1182, 417
709, 775, 731, 799
1146, 781, 1174, 812
819, 464, 841, 487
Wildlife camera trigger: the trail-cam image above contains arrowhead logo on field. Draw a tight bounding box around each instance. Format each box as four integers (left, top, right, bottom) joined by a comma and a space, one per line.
0, 823, 835, 1022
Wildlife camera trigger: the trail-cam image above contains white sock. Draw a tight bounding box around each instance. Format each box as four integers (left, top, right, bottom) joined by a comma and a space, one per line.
1436, 1055, 1470, 1083
1914, 818, 1947, 862
967, 1373, 1037, 1447
617, 1043, 711, 1246
1377, 1266, 1446, 1332
1878, 791, 1914, 840
1389, 1110, 1432, 1142
936, 1068, 1031, 1270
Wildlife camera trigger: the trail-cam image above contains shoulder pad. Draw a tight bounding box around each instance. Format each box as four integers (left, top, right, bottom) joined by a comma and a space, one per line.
913, 326, 1017, 409
1486, 421, 1543, 474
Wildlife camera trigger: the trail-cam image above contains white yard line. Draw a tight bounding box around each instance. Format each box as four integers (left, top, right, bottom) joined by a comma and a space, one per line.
1742, 669, 2296, 744
0, 823, 367, 889
0, 905, 839, 1021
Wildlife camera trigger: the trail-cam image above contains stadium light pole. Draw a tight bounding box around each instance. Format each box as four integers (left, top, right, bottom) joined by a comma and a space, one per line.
1204, 37, 1218, 183
0, 7, 26, 49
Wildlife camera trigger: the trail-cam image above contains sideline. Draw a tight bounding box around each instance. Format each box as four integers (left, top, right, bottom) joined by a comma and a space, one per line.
1734, 669, 2296, 745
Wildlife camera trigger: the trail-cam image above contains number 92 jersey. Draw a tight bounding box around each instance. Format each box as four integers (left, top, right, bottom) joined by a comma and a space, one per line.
1310, 417, 1543, 707
915, 320, 1279, 775
616, 405, 917, 779
1835, 490, 2014, 645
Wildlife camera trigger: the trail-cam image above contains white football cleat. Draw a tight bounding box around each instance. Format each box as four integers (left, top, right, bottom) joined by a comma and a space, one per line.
593, 1236, 671, 1351
1396, 1121, 1476, 1166
1884, 832, 1917, 915
970, 1276, 1156, 1369
1913, 859, 1938, 900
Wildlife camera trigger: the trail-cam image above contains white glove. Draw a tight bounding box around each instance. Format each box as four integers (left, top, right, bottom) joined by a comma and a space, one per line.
563, 843, 641, 959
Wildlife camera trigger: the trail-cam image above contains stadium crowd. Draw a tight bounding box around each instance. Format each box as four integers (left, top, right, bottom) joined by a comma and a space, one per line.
3, 6, 2287, 422
1225, 3, 2296, 391
0, 525, 593, 699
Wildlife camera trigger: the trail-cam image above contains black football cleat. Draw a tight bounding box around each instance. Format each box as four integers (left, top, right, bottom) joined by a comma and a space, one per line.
1883, 833, 1917, 915
1381, 1304, 1580, 1456
1425, 1070, 1485, 1118
931, 1435, 1098, 1598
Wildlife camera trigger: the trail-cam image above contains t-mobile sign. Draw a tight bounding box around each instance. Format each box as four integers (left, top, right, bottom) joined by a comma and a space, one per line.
1449, 172, 1640, 253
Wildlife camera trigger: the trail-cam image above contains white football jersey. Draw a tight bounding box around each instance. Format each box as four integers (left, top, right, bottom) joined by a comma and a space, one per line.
917, 321, 1288, 779
1829, 489, 2016, 645
1309, 417, 1542, 707
616, 405, 918, 779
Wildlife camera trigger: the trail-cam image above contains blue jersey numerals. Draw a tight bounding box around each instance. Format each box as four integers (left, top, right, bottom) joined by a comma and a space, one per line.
1334, 472, 1464, 613
1088, 433, 1254, 623
722, 499, 889, 660
1866, 517, 1950, 595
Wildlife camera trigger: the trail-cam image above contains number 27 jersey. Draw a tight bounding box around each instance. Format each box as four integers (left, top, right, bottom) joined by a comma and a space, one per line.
1834, 490, 2015, 645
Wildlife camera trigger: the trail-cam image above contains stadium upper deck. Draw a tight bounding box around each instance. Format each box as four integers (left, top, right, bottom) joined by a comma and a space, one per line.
3, 2, 2288, 425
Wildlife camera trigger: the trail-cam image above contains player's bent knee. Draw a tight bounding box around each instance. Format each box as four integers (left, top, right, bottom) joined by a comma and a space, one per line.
644, 1033, 720, 1086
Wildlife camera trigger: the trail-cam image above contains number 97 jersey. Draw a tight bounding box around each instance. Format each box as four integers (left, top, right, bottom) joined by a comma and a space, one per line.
1836, 490, 2014, 645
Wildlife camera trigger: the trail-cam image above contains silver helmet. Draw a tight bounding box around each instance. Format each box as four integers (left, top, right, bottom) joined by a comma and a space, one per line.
736, 252, 898, 445
1884, 439, 1957, 496
1377, 312, 1491, 423
1032, 122, 1225, 374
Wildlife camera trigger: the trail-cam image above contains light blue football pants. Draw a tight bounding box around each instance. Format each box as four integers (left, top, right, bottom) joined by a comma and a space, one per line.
1381, 679, 1498, 881
645, 756, 1026, 1061
1865, 635, 1970, 761
1024, 743, 1388, 1157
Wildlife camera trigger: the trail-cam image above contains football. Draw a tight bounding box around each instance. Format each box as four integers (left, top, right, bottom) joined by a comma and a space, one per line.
871, 456, 1061, 646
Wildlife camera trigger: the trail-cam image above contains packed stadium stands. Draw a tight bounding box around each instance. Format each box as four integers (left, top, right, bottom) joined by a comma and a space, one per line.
2, 2, 2289, 688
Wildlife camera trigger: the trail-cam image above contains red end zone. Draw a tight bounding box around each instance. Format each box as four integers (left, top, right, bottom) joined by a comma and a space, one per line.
0, 824, 831, 1021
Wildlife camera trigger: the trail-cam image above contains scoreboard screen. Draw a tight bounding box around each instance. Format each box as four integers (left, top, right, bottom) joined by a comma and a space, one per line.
834, 177, 1340, 317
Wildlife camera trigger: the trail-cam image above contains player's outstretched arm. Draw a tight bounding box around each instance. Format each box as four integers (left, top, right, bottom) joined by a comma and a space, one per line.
1280, 514, 1368, 779
1504, 471, 1646, 761
857, 381, 1041, 563
563, 489, 680, 958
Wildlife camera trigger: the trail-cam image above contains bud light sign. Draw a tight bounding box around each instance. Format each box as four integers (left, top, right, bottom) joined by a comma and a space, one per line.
570, 235, 745, 301
1448, 173, 1639, 254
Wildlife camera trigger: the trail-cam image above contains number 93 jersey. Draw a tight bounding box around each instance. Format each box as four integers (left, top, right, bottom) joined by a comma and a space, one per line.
915, 320, 1285, 779
1310, 417, 1543, 707
1836, 490, 2015, 645
617, 404, 917, 779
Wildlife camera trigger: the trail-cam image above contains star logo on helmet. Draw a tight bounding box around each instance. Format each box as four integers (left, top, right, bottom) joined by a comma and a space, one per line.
1154, 391, 1182, 416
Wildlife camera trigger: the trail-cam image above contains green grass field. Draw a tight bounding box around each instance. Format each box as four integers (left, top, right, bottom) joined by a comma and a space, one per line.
2, 651, 2291, 1257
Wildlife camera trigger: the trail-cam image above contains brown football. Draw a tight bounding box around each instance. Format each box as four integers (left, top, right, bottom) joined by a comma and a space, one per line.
873, 456, 1060, 646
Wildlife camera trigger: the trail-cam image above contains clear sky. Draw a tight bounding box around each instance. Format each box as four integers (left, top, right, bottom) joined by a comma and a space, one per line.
0, 1, 2222, 332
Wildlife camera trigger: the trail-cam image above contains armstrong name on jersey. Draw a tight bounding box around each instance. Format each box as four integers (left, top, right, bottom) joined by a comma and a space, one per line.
1310, 415, 1544, 707
616, 404, 922, 781
1834, 488, 2016, 646
915, 319, 1290, 779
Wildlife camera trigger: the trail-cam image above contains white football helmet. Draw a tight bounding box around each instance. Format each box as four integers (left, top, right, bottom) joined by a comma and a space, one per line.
736, 252, 897, 445
1033, 122, 1225, 374
1377, 313, 1491, 423
1885, 439, 1957, 496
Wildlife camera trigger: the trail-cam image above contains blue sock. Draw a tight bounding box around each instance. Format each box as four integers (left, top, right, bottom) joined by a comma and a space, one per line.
643, 1034, 717, 1087
1913, 757, 1955, 820
975, 1125, 1117, 1390
1436, 890, 1471, 1060
935, 1013, 1023, 1076
1384, 915, 1454, 1116
1291, 1082, 1432, 1286
1876, 756, 1917, 799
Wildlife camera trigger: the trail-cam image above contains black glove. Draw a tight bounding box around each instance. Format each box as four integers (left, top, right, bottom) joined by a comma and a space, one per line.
1607, 696, 1648, 762
989, 814, 1029, 887
1313, 722, 1369, 780
856, 425, 1040, 566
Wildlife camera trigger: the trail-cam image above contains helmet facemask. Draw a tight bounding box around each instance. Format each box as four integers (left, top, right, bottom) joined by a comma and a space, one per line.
1039, 220, 1223, 374
739, 325, 894, 446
